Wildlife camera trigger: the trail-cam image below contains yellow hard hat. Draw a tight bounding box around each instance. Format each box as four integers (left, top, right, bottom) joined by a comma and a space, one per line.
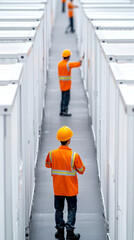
62, 49, 72, 58
57, 126, 73, 141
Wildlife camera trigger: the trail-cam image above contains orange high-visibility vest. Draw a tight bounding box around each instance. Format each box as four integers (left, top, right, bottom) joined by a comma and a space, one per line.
45, 146, 85, 196
62, 0, 66, 2
68, 1, 74, 17
58, 59, 81, 91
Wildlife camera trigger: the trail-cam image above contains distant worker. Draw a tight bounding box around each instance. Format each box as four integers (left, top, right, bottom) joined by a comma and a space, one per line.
61, 0, 66, 12
65, 0, 78, 33
58, 49, 84, 117
45, 126, 85, 240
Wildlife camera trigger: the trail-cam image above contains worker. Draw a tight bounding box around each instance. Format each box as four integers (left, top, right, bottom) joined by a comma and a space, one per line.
45, 126, 85, 240
61, 0, 66, 12
58, 49, 84, 117
65, 0, 78, 33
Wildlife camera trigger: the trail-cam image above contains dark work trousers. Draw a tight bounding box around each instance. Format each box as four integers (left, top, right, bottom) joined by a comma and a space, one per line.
65, 17, 74, 33
60, 90, 70, 114
62, 2, 65, 12
70, 17, 74, 31
54, 195, 77, 230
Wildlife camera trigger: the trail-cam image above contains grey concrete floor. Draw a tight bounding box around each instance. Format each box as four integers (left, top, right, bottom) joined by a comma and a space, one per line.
29, 4, 106, 240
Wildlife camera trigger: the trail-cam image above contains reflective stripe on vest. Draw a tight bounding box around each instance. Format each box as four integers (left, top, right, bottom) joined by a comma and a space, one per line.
49, 151, 52, 163
71, 152, 76, 169
51, 152, 77, 176
77, 165, 84, 172
59, 76, 71, 81
67, 62, 70, 71
51, 169, 77, 176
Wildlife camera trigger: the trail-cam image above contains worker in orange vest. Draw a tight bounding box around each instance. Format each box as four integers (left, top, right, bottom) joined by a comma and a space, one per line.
58, 49, 83, 117
61, 0, 66, 12
65, 0, 78, 33
45, 126, 85, 240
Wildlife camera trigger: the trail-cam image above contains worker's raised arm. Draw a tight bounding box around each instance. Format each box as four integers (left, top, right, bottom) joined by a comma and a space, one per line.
69, 61, 82, 69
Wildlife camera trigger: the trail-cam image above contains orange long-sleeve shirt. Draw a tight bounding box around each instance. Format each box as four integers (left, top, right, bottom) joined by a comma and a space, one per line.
68, 1, 75, 17
45, 146, 85, 196
58, 59, 81, 91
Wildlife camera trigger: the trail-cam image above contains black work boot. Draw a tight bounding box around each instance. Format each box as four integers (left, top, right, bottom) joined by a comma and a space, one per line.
66, 230, 80, 240
62, 112, 72, 117
55, 228, 65, 240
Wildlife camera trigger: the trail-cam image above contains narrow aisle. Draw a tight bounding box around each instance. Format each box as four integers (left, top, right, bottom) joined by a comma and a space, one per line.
30, 3, 106, 240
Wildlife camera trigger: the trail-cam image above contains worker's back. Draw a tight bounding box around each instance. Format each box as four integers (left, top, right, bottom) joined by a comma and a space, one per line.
58, 59, 71, 77
58, 59, 71, 91
46, 145, 85, 196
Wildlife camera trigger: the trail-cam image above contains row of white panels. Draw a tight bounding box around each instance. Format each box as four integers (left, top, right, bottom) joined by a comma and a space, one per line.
0, 1, 58, 240
76, 1, 134, 240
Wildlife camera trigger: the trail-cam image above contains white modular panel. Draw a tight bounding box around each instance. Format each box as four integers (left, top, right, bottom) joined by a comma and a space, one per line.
0, 3, 49, 71
117, 93, 127, 240
85, 11, 134, 21
76, 6, 91, 94
86, 19, 94, 117
0, 84, 25, 240
81, 15, 134, 122
0, 63, 23, 83
108, 168, 116, 240
0, 0, 47, 3
95, 30, 134, 43
95, 42, 134, 223
0, 116, 5, 240
94, 29, 134, 147
22, 48, 35, 229
0, 20, 46, 125
83, 12, 134, 109
45, 0, 51, 69
0, 30, 36, 42
0, 11, 44, 21
0, 4, 48, 76
0, 30, 39, 166
0, 64, 26, 240
6, 0, 56, 62
92, 20, 134, 30
0, 0, 55, 51
76, 0, 86, 55
79, 3, 86, 58
82, 3, 134, 8
116, 85, 134, 240
75, 0, 81, 47
0, 28, 44, 160
94, 31, 134, 170
51, 0, 59, 25
0, 9, 46, 85
108, 63, 134, 240
83, 6, 134, 12
77, 2, 134, 50
80, 10, 88, 88
9, 1, 51, 72
80, 0, 130, 3
0, 21, 40, 30
0, 42, 35, 229
0, 3, 45, 10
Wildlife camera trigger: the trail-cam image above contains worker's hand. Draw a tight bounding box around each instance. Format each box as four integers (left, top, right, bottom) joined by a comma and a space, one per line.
80, 54, 84, 62
82, 53, 85, 59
